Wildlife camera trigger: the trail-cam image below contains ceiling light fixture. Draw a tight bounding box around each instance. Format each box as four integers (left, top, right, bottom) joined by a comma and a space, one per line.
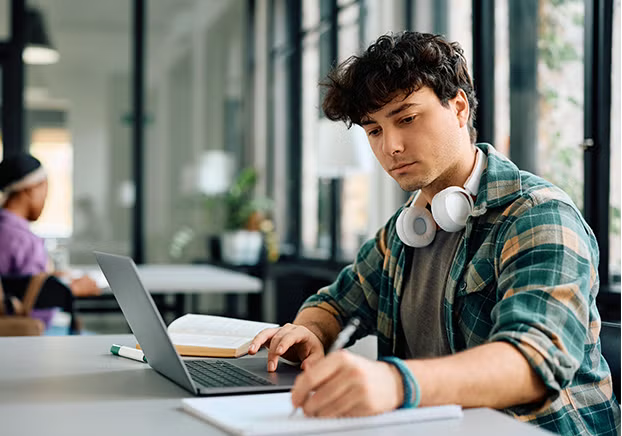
23, 8, 59, 65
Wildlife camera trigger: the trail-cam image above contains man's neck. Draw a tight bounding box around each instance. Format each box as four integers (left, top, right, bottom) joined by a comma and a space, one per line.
420, 144, 478, 204
3, 202, 30, 221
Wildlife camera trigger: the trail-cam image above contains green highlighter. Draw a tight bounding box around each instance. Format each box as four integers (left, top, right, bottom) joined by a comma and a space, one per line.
110, 344, 148, 363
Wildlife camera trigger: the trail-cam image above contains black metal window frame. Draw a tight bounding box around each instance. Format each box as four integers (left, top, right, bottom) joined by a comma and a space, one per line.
584, 0, 614, 289
132, 0, 146, 264
0, 0, 26, 158
472, 0, 495, 145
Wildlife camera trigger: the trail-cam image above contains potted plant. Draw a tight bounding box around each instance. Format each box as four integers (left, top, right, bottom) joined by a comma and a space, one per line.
208, 167, 272, 265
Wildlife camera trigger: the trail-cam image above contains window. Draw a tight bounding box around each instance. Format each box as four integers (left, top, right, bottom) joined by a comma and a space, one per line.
337, 2, 373, 259
269, 0, 294, 256
492, 1, 586, 209
30, 127, 72, 238
494, 0, 510, 156
537, 0, 585, 209
303, 0, 320, 30
448, 0, 473, 72
301, 28, 324, 257
301, 0, 373, 260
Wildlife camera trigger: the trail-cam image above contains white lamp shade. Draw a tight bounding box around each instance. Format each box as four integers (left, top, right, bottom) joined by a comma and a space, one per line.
23, 9, 59, 65
197, 150, 234, 195
316, 118, 373, 178
23, 46, 59, 65
118, 180, 135, 208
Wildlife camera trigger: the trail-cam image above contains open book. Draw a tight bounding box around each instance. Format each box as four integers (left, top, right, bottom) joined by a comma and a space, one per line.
137, 314, 278, 358
182, 392, 463, 436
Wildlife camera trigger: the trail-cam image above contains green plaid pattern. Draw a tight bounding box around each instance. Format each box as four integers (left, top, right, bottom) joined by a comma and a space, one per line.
300, 143, 621, 435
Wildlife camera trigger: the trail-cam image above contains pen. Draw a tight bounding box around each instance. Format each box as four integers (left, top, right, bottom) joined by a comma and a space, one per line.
110, 344, 147, 363
290, 317, 361, 417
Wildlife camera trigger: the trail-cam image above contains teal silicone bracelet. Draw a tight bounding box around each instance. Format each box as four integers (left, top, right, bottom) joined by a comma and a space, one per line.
381, 356, 421, 409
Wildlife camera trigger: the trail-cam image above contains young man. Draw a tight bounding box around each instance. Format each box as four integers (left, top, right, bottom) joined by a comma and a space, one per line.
0, 152, 100, 297
249, 32, 620, 435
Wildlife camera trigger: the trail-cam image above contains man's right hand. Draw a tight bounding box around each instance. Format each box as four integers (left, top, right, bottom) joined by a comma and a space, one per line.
248, 323, 325, 372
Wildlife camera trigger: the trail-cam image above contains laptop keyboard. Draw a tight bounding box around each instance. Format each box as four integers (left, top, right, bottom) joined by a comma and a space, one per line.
185, 359, 274, 388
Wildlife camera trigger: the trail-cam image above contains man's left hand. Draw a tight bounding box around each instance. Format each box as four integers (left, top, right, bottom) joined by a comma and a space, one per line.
290, 350, 404, 417
70, 275, 101, 297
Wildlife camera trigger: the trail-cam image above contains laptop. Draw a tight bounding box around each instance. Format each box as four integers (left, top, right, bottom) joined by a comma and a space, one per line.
94, 251, 300, 396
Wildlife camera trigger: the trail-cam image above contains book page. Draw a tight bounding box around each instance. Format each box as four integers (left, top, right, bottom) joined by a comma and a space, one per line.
182, 393, 463, 436
169, 333, 250, 349
168, 314, 278, 339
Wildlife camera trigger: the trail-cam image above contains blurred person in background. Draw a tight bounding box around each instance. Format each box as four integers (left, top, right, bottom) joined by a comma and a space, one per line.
0, 152, 100, 298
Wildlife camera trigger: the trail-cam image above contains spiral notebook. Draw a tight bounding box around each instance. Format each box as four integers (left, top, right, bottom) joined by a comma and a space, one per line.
182, 392, 463, 436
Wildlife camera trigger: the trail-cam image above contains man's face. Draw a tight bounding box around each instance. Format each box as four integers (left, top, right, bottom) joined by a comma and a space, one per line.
26, 179, 48, 221
361, 87, 468, 193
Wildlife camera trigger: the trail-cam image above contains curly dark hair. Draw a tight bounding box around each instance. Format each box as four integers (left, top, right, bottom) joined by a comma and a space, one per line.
322, 31, 478, 143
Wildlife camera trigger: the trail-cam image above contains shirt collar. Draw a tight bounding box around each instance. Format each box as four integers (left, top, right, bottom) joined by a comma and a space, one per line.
471, 143, 523, 217
0, 208, 32, 232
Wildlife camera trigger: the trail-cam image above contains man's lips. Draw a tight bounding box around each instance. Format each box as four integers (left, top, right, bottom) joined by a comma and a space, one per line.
390, 162, 416, 171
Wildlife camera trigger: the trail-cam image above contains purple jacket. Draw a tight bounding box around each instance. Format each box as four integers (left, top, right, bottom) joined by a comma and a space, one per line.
0, 209, 47, 277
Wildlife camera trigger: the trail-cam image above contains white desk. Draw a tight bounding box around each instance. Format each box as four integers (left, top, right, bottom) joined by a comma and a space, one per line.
74, 264, 262, 294
0, 335, 553, 436
73, 264, 263, 319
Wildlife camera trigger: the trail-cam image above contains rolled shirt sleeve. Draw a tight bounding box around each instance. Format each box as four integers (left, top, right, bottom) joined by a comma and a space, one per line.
488, 196, 598, 402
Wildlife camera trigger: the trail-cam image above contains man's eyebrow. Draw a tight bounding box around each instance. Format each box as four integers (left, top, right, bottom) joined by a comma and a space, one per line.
361, 118, 376, 126
386, 102, 418, 118
361, 102, 419, 125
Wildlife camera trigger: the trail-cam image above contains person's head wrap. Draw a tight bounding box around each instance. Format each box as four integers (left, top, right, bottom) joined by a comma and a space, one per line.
0, 153, 47, 207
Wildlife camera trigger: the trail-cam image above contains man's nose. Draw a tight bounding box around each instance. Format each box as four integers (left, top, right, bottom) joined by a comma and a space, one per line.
382, 130, 405, 156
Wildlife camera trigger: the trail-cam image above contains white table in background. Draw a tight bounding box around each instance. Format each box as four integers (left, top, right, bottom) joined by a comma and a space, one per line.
0, 335, 553, 436
73, 263, 263, 319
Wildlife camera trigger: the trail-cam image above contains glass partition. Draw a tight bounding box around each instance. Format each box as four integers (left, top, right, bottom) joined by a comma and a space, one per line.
144, 0, 247, 263
23, 0, 133, 263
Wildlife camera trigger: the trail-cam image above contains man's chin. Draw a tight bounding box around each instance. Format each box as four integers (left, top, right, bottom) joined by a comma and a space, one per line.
397, 180, 425, 193
30, 211, 44, 221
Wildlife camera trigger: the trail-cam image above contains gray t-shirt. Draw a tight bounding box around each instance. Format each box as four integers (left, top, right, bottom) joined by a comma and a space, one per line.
399, 229, 464, 359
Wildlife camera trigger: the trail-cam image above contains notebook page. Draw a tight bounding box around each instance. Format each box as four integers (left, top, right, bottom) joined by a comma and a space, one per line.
182, 393, 462, 436
169, 314, 278, 338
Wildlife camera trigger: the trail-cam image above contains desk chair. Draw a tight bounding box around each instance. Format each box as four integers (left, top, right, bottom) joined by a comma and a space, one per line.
600, 321, 621, 402
0, 274, 78, 335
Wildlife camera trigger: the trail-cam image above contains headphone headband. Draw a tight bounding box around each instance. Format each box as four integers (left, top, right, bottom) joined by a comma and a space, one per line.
463, 147, 485, 197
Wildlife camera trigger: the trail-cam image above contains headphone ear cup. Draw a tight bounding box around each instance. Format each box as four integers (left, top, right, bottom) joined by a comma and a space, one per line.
431, 187, 474, 232
396, 206, 436, 248
395, 207, 409, 244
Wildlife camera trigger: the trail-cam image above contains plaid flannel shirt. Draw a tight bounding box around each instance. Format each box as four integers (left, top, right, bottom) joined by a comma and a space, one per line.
300, 143, 621, 435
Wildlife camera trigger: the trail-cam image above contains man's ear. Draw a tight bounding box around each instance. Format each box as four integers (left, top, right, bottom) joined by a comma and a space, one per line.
21, 186, 34, 199
451, 89, 469, 128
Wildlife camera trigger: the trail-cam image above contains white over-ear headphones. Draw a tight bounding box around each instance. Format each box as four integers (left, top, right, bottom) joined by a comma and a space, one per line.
396, 148, 486, 248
